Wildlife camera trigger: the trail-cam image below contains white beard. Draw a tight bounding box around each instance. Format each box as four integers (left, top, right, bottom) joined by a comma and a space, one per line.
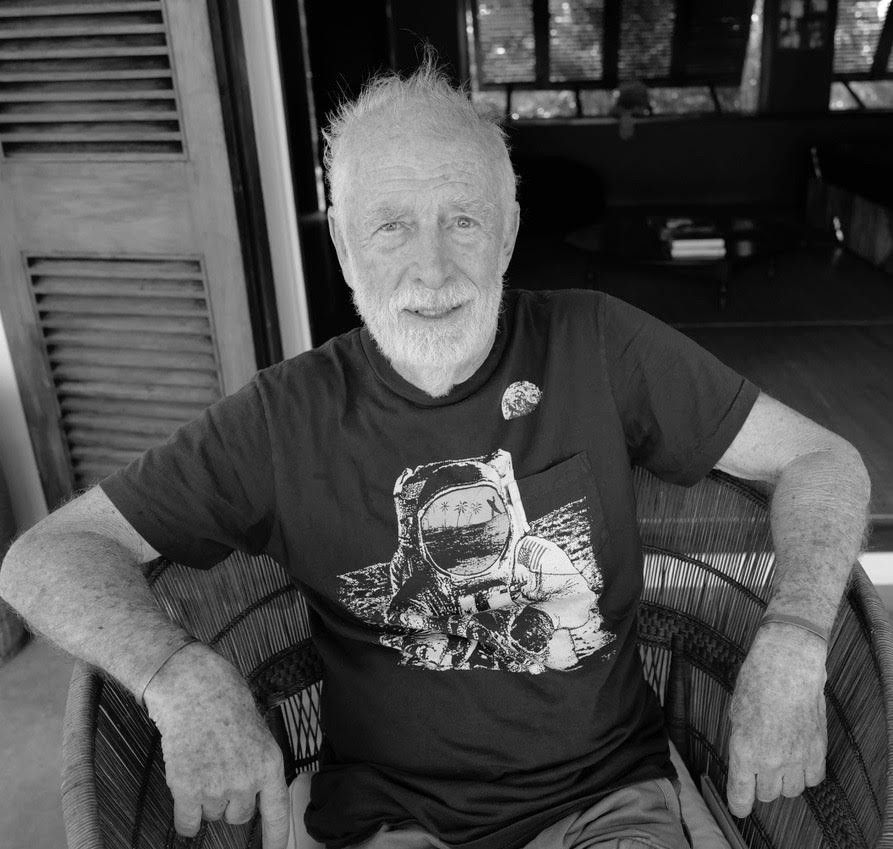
351, 279, 504, 397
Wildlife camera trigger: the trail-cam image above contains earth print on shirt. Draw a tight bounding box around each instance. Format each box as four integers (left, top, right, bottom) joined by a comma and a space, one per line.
501, 381, 543, 420
338, 449, 612, 673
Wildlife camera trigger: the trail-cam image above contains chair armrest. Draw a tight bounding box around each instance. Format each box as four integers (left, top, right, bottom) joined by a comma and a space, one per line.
61, 636, 325, 849
61, 663, 105, 849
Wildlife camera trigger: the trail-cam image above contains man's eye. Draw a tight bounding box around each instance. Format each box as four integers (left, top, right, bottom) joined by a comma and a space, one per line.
379, 221, 402, 233
456, 216, 477, 229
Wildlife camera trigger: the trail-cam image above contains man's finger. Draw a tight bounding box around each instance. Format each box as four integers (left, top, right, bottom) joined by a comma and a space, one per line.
805, 753, 826, 787
781, 768, 806, 798
259, 776, 291, 849
173, 793, 203, 837
726, 764, 756, 818
202, 796, 228, 821
224, 793, 258, 825
756, 767, 783, 803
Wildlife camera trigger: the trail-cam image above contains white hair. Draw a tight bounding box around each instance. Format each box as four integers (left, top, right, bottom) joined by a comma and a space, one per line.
322, 57, 517, 214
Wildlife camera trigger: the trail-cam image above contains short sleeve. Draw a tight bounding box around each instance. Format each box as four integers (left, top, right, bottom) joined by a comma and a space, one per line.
600, 293, 759, 486
99, 378, 275, 569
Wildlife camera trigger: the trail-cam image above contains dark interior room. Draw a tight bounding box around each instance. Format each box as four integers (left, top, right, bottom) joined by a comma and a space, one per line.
275, 0, 893, 547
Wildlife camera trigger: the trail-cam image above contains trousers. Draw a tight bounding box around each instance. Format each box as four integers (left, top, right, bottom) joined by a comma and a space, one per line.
350, 777, 692, 849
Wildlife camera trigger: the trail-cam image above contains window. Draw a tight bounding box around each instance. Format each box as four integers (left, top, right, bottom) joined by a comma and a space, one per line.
834, 0, 889, 74
467, 0, 758, 117
830, 0, 893, 109
467, 0, 893, 117
474, 0, 536, 83
549, 0, 604, 81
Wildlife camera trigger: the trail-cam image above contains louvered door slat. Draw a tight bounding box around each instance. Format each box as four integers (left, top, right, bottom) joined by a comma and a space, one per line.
39, 314, 211, 334
0, 26, 165, 39
0, 0, 183, 159
2, 132, 180, 143
65, 413, 187, 437
58, 381, 219, 404
0, 10, 161, 24
67, 429, 167, 451
2, 100, 175, 115
45, 329, 212, 353
37, 295, 209, 316
2, 58, 169, 71
29, 258, 203, 278
0, 110, 179, 122
0, 4, 161, 19
28, 255, 223, 489
10, 149, 179, 159
69, 445, 145, 464
60, 396, 211, 422
0, 48, 170, 59
0, 68, 172, 80
33, 277, 204, 296
53, 365, 219, 389
2, 96, 172, 112
49, 348, 217, 371
0, 89, 174, 101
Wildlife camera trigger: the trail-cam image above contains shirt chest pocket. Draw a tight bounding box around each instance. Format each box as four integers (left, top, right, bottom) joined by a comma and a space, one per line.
514, 451, 609, 577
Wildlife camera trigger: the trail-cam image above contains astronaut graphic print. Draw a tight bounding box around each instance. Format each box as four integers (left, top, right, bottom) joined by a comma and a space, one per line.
337, 449, 613, 674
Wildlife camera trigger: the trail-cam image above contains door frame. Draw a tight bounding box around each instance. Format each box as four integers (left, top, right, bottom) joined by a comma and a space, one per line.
226, 0, 313, 362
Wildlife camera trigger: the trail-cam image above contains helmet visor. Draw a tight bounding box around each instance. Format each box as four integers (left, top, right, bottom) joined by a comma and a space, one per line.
419, 484, 511, 577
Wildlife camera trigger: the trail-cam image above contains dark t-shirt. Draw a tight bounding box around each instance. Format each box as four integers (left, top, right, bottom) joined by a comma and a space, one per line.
101, 289, 759, 849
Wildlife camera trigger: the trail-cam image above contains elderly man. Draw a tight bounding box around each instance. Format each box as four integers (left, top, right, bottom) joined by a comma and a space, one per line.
0, 63, 870, 849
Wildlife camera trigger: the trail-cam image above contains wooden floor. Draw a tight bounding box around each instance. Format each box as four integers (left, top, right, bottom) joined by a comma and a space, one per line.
685, 324, 893, 517
507, 238, 893, 547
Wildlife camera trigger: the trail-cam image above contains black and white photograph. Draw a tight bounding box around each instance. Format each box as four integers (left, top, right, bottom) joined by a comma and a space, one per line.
0, 2, 891, 848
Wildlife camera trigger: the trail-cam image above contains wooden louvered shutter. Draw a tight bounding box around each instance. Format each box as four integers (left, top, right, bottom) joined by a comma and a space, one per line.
0, 0, 257, 507
0, 1, 185, 158
28, 257, 222, 487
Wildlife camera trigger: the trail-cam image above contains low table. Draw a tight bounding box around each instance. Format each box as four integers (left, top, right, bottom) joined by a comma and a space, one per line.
583, 210, 788, 310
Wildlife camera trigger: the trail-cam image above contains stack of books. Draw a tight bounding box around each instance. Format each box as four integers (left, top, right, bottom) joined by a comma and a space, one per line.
663, 218, 726, 260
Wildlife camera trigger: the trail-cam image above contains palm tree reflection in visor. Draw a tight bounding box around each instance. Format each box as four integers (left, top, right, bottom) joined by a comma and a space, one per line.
419, 483, 512, 578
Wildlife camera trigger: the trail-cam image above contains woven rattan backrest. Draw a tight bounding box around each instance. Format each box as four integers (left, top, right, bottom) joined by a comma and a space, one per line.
635, 468, 893, 849
146, 552, 324, 779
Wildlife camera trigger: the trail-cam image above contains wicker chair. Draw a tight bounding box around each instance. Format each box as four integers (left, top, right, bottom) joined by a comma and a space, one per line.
61, 469, 893, 849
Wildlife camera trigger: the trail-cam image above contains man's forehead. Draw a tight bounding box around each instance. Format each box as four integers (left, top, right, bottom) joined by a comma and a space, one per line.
354, 133, 491, 177
358, 159, 494, 194
361, 191, 498, 226
347, 156, 500, 227
344, 116, 500, 189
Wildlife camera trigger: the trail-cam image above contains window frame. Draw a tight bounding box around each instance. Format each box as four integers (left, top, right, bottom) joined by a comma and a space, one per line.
467, 0, 893, 118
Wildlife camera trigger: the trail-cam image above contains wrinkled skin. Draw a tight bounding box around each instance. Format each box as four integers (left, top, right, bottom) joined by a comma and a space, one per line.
143, 643, 290, 848
727, 623, 827, 817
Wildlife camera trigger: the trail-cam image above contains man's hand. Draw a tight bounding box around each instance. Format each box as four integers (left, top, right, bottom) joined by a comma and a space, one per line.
726, 623, 827, 817
143, 642, 290, 848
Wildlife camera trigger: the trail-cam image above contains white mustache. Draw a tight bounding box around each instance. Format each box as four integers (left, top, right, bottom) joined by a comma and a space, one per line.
393, 286, 472, 313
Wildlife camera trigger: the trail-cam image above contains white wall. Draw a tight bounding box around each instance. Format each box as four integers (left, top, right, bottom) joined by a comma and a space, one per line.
236, 0, 313, 359
861, 552, 893, 585
0, 312, 47, 532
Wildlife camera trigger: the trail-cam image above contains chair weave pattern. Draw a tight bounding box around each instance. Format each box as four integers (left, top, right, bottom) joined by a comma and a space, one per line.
61, 470, 893, 848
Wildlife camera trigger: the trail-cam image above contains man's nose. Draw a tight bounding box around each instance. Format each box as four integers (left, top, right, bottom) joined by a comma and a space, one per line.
411, 227, 453, 289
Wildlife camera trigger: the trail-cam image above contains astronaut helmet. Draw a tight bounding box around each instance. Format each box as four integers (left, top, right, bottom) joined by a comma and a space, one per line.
391, 449, 529, 584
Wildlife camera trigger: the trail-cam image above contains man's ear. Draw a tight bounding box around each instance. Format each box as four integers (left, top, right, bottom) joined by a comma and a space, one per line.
498, 201, 521, 277
327, 207, 353, 288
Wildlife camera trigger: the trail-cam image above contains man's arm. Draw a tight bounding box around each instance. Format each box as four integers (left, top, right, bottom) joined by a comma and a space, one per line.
0, 488, 291, 848
713, 392, 871, 817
